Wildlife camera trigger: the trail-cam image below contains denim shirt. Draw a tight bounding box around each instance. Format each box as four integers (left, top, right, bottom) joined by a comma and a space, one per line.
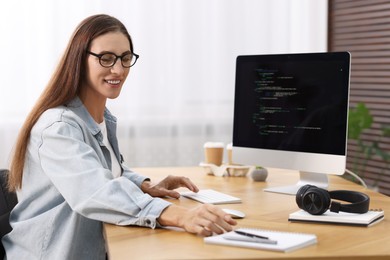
2, 97, 171, 260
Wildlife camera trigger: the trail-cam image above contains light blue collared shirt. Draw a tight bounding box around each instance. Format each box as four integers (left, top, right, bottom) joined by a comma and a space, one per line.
3, 97, 171, 259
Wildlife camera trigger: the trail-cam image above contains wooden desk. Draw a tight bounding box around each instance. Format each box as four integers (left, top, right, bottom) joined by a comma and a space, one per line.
104, 167, 390, 260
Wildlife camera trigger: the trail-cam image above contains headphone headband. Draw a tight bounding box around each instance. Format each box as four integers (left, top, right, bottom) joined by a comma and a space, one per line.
329, 190, 370, 213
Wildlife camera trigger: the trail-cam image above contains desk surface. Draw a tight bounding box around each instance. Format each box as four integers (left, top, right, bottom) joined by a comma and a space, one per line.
104, 167, 390, 260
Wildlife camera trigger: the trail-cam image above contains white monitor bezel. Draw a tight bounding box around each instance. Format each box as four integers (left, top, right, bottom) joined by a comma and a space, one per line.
233, 146, 346, 175
233, 146, 346, 195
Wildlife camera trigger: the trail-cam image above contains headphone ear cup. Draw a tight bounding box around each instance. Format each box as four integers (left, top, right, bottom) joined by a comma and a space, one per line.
296, 184, 315, 209
299, 186, 331, 215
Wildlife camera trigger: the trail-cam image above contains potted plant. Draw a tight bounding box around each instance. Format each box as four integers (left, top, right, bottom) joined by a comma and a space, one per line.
347, 103, 390, 190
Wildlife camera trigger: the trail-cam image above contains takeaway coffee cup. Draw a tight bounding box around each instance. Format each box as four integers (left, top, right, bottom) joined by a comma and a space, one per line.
204, 142, 224, 166
226, 143, 233, 165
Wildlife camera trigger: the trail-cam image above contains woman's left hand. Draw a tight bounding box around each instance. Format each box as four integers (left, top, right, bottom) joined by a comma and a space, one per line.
141, 175, 199, 199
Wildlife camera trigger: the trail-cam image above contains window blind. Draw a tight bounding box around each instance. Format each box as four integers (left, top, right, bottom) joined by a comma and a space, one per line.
328, 0, 390, 195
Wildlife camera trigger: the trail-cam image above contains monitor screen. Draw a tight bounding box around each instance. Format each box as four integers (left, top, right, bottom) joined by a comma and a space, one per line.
232, 52, 351, 194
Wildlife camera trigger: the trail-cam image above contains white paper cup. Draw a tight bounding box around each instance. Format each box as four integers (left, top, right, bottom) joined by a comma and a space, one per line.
226, 143, 233, 165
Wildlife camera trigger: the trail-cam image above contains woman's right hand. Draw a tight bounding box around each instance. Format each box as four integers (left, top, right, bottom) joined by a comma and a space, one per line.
158, 204, 237, 236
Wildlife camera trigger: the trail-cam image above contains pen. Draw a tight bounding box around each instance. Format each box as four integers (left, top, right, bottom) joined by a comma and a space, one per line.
229, 230, 278, 245
234, 230, 269, 240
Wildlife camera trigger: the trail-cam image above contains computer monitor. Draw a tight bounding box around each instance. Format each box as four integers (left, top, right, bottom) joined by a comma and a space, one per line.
232, 52, 351, 195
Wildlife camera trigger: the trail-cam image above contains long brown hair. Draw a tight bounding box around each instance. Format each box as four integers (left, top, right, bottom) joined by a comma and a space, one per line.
8, 14, 134, 191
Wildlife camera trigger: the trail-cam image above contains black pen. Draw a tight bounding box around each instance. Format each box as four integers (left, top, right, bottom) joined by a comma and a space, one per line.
235, 230, 269, 240
233, 230, 278, 244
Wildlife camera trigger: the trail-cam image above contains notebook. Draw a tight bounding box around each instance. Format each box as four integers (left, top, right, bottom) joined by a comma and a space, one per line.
204, 228, 317, 253
288, 209, 385, 227
180, 189, 241, 204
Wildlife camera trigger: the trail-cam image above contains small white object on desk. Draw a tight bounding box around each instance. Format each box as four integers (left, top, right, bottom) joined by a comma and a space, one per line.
222, 208, 246, 219
180, 189, 242, 204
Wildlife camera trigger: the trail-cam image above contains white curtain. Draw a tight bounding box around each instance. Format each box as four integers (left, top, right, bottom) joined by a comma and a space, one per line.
0, 0, 328, 168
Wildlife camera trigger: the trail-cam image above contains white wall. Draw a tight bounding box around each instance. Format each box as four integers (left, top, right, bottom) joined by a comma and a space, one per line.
0, 0, 328, 168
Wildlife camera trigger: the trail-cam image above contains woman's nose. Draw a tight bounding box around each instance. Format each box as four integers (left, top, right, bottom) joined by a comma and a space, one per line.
110, 60, 126, 74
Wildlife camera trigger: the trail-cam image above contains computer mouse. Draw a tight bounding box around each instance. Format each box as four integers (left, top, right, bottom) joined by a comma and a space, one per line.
222, 208, 246, 219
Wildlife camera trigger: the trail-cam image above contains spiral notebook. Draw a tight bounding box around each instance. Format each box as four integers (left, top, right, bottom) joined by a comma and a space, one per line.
204, 228, 317, 253
288, 209, 385, 227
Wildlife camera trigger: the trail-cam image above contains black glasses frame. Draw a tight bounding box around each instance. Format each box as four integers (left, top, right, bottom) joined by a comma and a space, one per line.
87, 51, 139, 68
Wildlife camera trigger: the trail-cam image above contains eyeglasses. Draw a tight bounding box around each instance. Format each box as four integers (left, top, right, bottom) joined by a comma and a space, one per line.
87, 51, 139, 68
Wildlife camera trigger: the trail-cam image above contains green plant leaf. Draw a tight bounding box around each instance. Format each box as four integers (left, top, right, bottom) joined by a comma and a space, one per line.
382, 125, 390, 137
348, 103, 373, 140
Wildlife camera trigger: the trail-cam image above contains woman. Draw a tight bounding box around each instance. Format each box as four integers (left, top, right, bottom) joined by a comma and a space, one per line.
3, 14, 236, 259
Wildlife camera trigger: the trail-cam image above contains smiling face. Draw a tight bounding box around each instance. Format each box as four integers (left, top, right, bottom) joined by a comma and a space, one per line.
80, 31, 131, 110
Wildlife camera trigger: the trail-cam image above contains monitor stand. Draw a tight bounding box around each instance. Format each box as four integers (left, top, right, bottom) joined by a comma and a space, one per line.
263, 171, 329, 195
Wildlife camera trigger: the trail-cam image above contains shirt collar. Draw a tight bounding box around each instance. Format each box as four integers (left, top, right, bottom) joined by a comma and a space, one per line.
65, 97, 117, 136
